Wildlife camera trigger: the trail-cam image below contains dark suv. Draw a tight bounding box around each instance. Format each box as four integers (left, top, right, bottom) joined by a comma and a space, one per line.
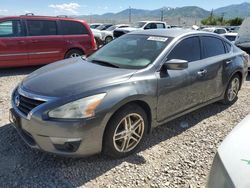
0, 14, 96, 68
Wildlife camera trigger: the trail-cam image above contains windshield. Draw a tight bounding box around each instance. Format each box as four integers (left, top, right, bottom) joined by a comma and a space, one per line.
90, 24, 100, 29
132, 22, 147, 28
106, 25, 117, 31
87, 34, 172, 69
225, 35, 237, 42
96, 24, 113, 30
202, 28, 214, 32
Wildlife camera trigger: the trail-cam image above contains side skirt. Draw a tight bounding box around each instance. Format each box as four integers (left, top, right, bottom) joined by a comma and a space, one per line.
153, 96, 224, 129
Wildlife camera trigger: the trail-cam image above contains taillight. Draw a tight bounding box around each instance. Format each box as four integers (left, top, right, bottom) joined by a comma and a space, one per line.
90, 35, 97, 51
243, 52, 249, 63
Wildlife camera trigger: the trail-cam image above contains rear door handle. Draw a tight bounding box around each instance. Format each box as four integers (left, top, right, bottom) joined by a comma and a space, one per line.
197, 69, 207, 77
31, 40, 38, 43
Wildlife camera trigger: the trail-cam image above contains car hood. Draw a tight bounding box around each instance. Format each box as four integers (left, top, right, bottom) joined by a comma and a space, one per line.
218, 114, 250, 187
21, 58, 136, 98
116, 27, 141, 32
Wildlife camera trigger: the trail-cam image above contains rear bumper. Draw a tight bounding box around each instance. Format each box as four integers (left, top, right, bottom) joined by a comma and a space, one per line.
10, 107, 106, 157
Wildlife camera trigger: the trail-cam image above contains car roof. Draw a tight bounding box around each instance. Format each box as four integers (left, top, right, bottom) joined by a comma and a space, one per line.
223, 33, 238, 36
90, 23, 102, 25
116, 24, 130, 26
203, 27, 226, 30
0, 15, 86, 22
139, 20, 166, 23
128, 28, 216, 38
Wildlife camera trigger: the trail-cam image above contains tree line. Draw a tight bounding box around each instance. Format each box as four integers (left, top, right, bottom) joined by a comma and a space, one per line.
201, 16, 243, 26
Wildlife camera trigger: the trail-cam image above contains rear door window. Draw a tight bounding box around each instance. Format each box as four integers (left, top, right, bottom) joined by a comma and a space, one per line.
201, 36, 226, 58
0, 20, 23, 37
167, 37, 201, 62
61, 20, 88, 35
27, 20, 57, 36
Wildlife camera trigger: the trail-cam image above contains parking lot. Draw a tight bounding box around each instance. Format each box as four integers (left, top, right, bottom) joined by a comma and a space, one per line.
0, 67, 249, 187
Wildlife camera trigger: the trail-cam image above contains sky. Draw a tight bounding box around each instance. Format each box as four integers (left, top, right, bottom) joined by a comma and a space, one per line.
0, 0, 250, 16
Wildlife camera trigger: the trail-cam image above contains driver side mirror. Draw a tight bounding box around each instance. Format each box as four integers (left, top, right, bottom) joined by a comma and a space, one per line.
163, 59, 188, 70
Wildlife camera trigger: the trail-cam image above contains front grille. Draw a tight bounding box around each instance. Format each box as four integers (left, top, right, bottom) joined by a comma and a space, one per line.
113, 30, 126, 38
14, 92, 45, 116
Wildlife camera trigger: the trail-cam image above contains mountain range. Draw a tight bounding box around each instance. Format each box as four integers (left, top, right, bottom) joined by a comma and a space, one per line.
76, 2, 250, 24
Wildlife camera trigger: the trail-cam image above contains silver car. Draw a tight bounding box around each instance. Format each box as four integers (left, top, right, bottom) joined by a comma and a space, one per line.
207, 115, 250, 187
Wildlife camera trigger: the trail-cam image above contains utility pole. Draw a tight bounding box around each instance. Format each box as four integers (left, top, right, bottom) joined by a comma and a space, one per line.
129, 6, 131, 23
160, 8, 164, 21
221, 12, 225, 21
210, 9, 214, 17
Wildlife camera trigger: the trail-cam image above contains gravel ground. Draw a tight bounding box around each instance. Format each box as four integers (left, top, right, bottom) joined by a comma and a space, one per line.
1, 67, 250, 188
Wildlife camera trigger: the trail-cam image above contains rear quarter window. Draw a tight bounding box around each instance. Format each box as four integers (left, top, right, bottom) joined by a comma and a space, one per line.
225, 42, 232, 53
0, 20, 23, 37
156, 23, 165, 29
61, 20, 89, 35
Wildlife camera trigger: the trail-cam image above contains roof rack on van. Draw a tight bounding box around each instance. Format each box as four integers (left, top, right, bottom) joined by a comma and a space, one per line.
25, 13, 35, 16
57, 15, 68, 18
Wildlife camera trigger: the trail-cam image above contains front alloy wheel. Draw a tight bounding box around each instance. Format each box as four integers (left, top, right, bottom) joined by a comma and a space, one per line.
103, 104, 148, 158
113, 113, 144, 153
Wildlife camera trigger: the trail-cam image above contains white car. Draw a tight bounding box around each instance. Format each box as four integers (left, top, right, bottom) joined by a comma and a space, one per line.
113, 21, 170, 38
202, 27, 227, 35
222, 33, 238, 43
92, 24, 130, 44
91, 29, 103, 48
207, 115, 250, 188
89, 23, 102, 29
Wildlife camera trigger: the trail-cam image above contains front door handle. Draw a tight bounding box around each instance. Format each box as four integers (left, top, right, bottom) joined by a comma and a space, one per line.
31, 40, 38, 43
197, 69, 207, 77
18, 41, 25, 44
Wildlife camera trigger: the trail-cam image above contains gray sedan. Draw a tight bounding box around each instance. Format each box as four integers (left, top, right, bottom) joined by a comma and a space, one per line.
10, 29, 248, 158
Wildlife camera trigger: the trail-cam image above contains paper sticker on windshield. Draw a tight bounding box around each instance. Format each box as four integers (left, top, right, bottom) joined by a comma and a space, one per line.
147, 36, 168, 42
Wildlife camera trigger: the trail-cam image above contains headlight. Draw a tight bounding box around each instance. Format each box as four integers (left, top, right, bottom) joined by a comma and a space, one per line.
100, 32, 106, 40
48, 93, 106, 119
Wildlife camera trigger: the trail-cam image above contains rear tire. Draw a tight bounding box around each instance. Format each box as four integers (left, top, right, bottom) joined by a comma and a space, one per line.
65, 49, 83, 59
222, 74, 241, 105
103, 104, 148, 158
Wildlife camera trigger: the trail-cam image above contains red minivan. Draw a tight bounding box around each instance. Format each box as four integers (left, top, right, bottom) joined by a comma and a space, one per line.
0, 14, 96, 68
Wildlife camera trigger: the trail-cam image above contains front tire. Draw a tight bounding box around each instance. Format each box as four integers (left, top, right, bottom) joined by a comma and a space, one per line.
222, 74, 241, 105
105, 36, 113, 44
103, 104, 148, 158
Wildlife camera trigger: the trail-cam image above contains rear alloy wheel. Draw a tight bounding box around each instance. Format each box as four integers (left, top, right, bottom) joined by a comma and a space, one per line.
222, 74, 241, 105
65, 49, 83, 59
103, 104, 148, 158
105, 36, 113, 44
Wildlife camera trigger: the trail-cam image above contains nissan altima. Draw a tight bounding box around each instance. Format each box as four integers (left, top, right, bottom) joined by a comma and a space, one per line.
10, 29, 248, 158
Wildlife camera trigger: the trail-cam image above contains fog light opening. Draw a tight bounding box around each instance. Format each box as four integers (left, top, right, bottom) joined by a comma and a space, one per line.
50, 137, 82, 153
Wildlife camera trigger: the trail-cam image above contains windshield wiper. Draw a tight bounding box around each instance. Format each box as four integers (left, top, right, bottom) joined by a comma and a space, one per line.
90, 59, 120, 68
